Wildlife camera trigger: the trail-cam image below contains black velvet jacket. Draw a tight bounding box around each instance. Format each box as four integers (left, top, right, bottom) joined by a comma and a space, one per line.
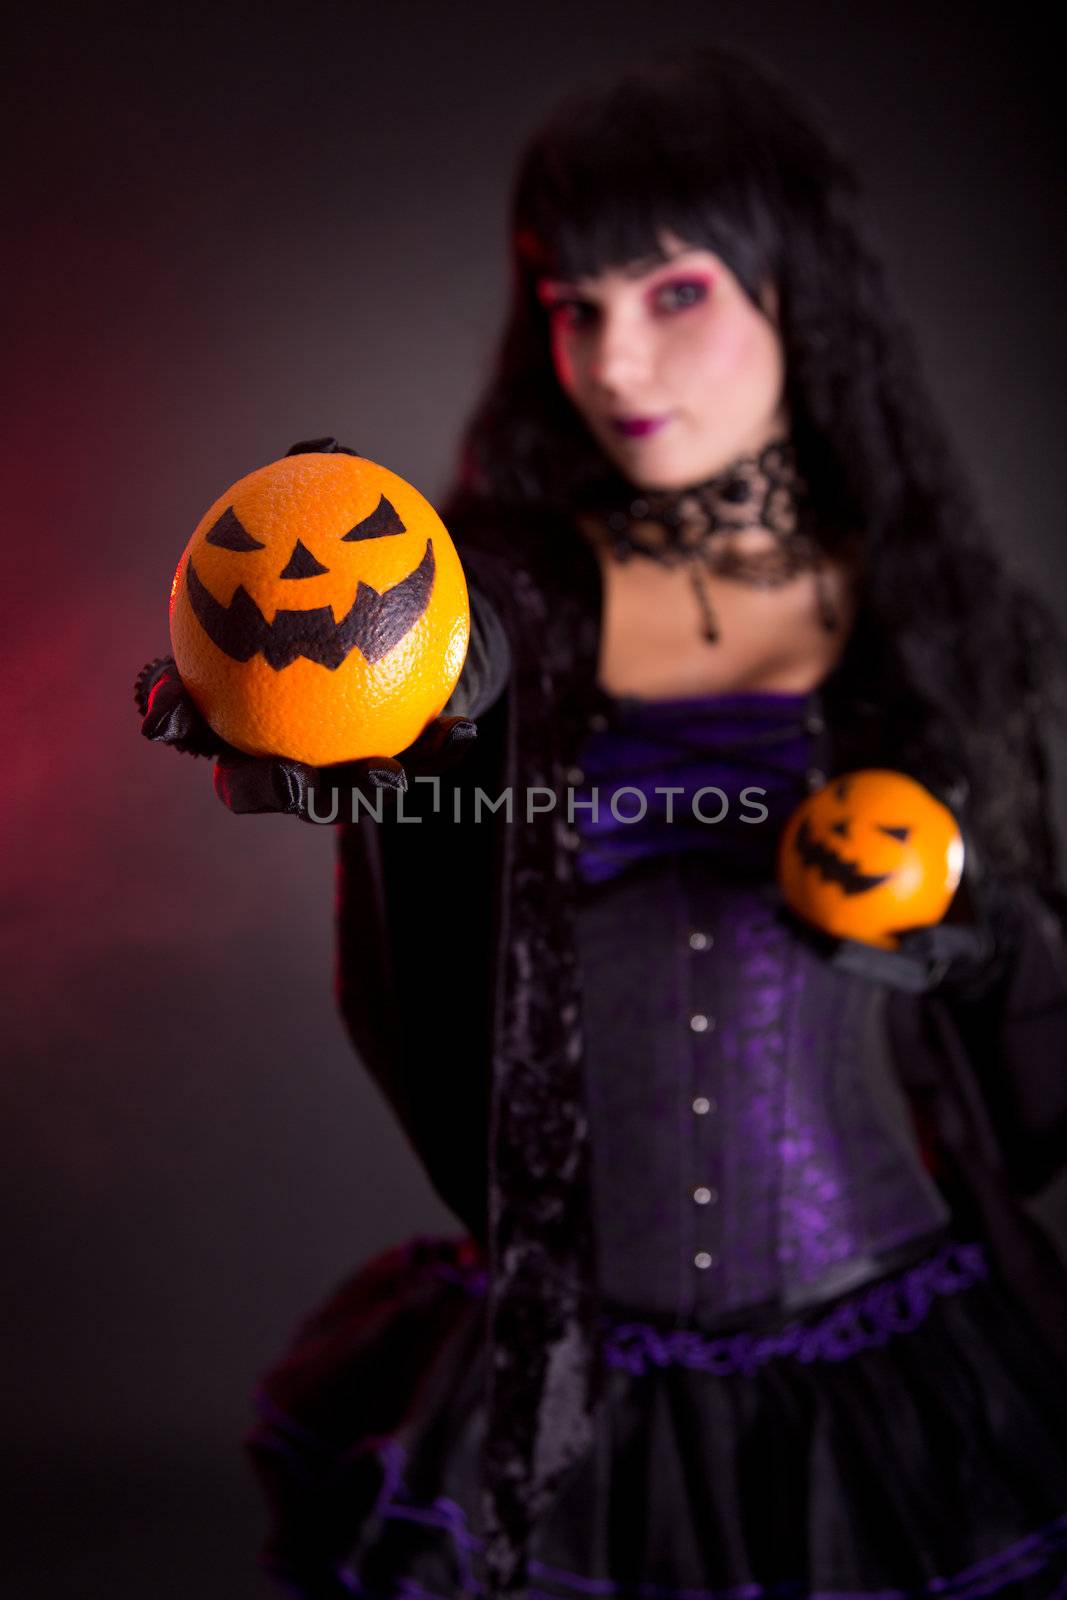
333, 508, 1067, 1597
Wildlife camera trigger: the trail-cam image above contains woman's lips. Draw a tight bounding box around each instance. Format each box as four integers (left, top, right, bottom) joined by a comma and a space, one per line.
609, 414, 670, 439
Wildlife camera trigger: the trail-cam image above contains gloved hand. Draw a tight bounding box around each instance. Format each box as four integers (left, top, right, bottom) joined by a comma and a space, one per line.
134, 654, 477, 822
820, 856, 1018, 996
134, 433, 504, 822
827, 918, 999, 995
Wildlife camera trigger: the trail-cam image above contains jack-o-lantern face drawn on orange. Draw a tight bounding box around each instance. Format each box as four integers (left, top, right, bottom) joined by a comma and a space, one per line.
185, 497, 435, 670
776, 769, 965, 950
169, 453, 470, 765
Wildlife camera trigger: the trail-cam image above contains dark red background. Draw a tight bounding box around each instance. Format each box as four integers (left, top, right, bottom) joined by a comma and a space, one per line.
5, 3, 1065, 1593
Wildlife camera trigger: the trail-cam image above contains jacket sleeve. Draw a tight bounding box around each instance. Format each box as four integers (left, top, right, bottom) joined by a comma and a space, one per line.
441, 571, 512, 721
944, 879, 1067, 1197
331, 542, 516, 1243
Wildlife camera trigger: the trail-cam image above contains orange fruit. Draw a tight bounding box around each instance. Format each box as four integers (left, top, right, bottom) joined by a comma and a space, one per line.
776, 769, 964, 949
169, 452, 470, 765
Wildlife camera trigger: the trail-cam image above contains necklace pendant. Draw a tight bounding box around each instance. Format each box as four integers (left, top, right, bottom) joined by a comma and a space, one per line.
814, 566, 839, 632
688, 564, 720, 643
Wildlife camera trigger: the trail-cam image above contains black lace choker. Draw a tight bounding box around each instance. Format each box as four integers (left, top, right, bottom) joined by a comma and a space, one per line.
579, 437, 840, 644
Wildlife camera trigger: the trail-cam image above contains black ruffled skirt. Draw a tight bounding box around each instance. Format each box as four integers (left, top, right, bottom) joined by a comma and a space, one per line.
246, 1230, 1067, 1600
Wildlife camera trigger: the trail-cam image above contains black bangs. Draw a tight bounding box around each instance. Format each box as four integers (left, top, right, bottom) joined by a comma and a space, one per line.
510, 53, 789, 302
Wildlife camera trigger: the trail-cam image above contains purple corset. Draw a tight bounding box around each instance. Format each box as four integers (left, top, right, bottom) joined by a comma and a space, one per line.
572, 688, 821, 886
574, 839, 952, 1329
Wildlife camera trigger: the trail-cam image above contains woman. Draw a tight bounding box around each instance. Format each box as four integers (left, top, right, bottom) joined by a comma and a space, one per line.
139, 43, 1067, 1600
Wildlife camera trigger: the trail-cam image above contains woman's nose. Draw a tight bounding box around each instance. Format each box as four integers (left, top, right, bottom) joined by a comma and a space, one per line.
586, 312, 652, 394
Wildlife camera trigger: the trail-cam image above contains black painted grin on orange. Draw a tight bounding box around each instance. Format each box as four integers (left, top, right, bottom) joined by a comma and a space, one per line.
185, 538, 436, 670
793, 817, 894, 896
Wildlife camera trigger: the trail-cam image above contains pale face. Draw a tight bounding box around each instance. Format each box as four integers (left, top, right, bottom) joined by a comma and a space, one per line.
537, 231, 789, 490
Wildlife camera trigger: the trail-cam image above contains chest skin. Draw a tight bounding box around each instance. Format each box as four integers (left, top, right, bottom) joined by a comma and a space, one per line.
579, 513, 860, 702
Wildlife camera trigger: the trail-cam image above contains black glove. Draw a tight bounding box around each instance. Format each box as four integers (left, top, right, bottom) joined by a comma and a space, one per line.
827, 919, 999, 995
825, 856, 1029, 996
134, 654, 477, 822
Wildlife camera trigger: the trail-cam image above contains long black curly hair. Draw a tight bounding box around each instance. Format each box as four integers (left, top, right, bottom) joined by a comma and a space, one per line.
440, 44, 1064, 894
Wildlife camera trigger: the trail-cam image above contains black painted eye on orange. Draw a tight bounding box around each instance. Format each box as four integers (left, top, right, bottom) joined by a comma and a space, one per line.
204, 507, 264, 551
341, 495, 407, 541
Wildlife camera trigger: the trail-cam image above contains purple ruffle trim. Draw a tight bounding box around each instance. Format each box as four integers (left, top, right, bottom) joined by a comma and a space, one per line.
598, 1240, 989, 1378
429, 1239, 991, 1380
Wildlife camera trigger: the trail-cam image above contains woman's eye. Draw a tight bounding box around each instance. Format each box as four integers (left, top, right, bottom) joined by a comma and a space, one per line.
653, 278, 709, 312
548, 299, 598, 329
